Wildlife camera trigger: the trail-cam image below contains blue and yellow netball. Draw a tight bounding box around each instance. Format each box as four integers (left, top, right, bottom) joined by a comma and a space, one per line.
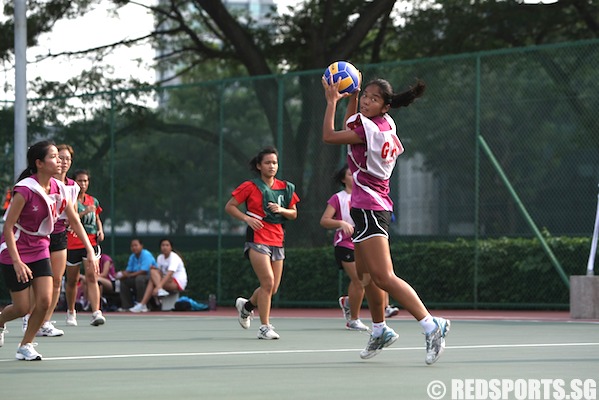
323, 61, 360, 94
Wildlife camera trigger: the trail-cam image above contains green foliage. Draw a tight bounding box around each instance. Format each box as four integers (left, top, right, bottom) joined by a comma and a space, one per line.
0, 0, 97, 62
106, 236, 592, 310
394, 0, 599, 59
3, 1, 598, 242
0, 236, 591, 308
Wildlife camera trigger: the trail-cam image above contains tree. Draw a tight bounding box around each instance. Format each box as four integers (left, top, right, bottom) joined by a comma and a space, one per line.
8, 0, 399, 243
151, 0, 399, 243
392, 0, 599, 235
2, 0, 597, 241
392, 0, 598, 59
0, 1, 97, 62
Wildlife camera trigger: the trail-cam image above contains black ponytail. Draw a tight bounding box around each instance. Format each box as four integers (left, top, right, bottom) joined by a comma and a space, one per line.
365, 78, 426, 109
390, 79, 426, 109
15, 140, 55, 183
332, 164, 349, 187
16, 167, 36, 183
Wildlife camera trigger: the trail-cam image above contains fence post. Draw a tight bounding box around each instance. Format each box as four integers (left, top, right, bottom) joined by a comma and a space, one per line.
217, 82, 225, 303
109, 90, 116, 256
478, 135, 569, 288
13, 0, 27, 180
473, 55, 481, 309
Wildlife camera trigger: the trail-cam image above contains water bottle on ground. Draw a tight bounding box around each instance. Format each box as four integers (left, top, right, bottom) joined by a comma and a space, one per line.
208, 294, 216, 311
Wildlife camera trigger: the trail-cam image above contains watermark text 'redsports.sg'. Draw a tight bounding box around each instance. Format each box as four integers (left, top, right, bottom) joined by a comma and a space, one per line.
427, 378, 597, 400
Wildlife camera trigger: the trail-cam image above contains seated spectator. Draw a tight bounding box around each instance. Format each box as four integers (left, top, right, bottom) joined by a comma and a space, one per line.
118, 238, 156, 310
80, 253, 116, 310
130, 238, 188, 313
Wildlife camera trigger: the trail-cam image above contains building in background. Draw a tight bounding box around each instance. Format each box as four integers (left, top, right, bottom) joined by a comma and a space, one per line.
397, 153, 440, 235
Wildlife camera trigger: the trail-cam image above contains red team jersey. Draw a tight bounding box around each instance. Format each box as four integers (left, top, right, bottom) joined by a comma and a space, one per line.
231, 179, 300, 247
67, 194, 102, 250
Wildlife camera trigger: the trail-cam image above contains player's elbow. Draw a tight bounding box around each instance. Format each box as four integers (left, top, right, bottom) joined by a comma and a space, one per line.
322, 133, 335, 144
322, 128, 337, 144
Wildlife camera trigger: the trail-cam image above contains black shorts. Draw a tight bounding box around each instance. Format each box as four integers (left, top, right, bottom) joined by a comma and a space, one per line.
350, 208, 391, 243
67, 245, 99, 266
334, 246, 355, 269
49, 231, 67, 252
1, 258, 53, 292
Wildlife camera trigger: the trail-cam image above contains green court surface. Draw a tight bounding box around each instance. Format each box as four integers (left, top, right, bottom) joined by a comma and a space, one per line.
0, 311, 597, 400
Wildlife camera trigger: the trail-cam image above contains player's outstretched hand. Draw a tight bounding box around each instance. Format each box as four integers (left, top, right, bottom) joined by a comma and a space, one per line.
322, 74, 352, 104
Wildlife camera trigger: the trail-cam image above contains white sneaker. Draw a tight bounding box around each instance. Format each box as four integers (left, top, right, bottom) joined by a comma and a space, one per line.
257, 324, 280, 340
235, 297, 253, 329
338, 296, 351, 321
66, 310, 77, 326
129, 303, 149, 313
385, 305, 400, 318
16, 343, 42, 361
0, 324, 6, 347
346, 319, 370, 331
360, 326, 399, 359
90, 310, 106, 326
37, 321, 64, 337
425, 317, 451, 365
156, 288, 170, 297
22, 314, 30, 333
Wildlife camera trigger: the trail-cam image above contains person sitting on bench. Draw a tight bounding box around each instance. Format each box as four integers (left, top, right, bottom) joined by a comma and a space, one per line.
130, 238, 187, 313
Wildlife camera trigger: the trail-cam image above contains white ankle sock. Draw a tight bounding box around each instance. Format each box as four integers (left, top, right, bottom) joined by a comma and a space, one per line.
419, 315, 437, 334
372, 321, 387, 337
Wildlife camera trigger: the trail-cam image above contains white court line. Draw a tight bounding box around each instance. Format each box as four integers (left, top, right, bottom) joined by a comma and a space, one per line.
1, 342, 597, 363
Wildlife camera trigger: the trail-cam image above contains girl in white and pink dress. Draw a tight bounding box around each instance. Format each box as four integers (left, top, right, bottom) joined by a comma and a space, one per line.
0, 141, 98, 361
322, 75, 450, 364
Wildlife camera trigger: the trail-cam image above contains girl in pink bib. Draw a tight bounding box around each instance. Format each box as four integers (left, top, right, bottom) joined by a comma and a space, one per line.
322, 74, 450, 364
0, 141, 98, 361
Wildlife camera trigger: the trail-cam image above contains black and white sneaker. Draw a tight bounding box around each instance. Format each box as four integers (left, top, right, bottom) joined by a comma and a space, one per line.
235, 297, 253, 329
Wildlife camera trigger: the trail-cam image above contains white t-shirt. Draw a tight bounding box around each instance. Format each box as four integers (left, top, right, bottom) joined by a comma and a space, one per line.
156, 251, 188, 290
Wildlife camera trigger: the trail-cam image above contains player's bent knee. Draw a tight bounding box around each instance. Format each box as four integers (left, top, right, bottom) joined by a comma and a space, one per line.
360, 273, 371, 287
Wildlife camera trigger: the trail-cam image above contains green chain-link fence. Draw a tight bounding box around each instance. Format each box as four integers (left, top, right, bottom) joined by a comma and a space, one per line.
1, 39, 598, 308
